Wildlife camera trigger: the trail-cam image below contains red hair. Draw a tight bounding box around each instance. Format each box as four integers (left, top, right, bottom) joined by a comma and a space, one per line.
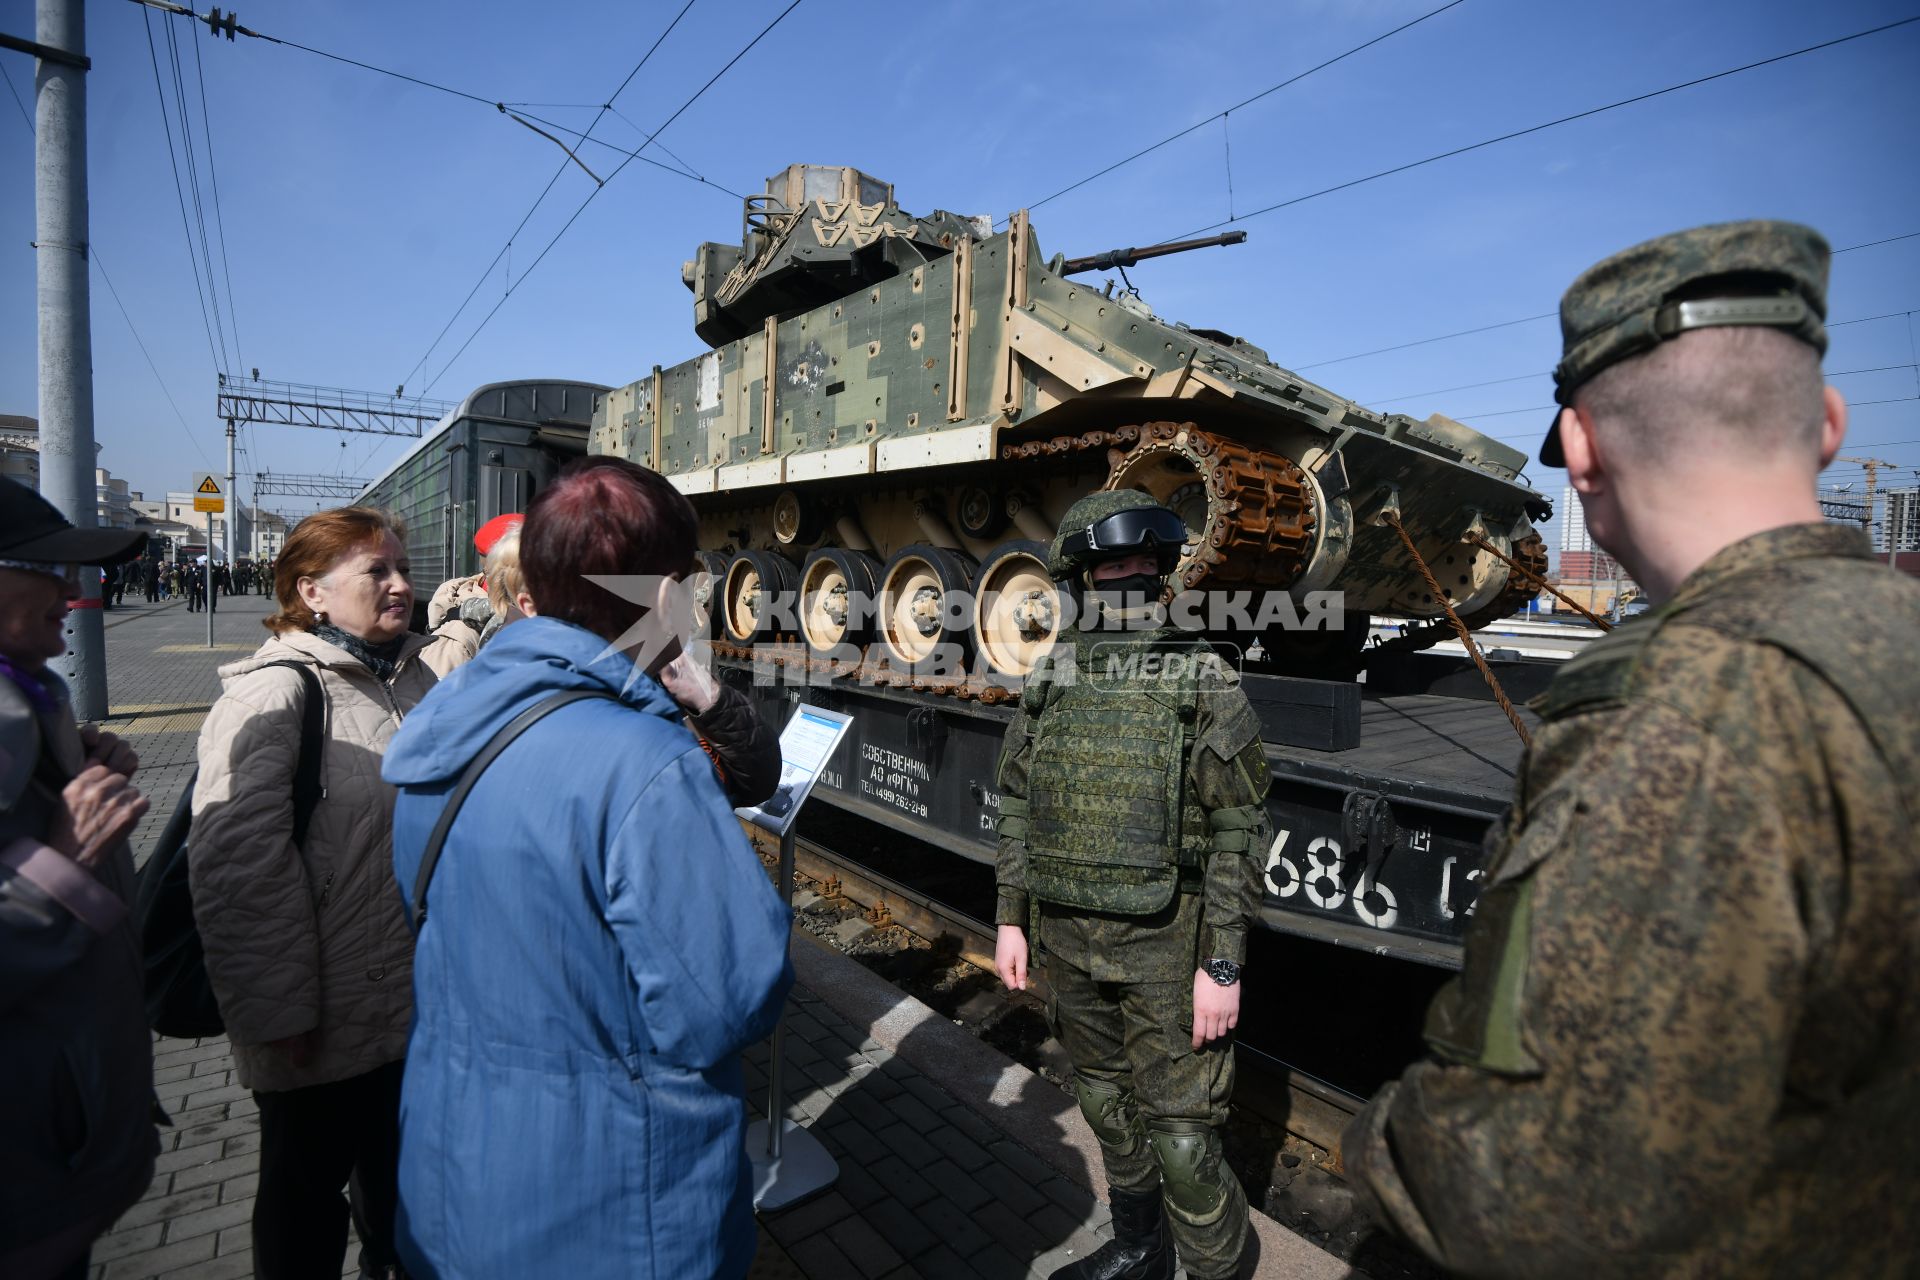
520, 457, 698, 643
266, 507, 405, 635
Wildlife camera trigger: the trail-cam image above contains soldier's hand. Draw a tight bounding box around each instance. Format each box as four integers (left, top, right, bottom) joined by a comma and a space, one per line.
996, 925, 1030, 992
1192, 969, 1240, 1050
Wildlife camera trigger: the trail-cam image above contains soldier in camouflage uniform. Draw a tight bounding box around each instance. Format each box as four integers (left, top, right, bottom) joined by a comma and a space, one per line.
1344, 220, 1920, 1278
993, 489, 1273, 1280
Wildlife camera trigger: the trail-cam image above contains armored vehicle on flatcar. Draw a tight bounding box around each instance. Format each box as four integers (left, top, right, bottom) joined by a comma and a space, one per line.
589, 163, 1552, 686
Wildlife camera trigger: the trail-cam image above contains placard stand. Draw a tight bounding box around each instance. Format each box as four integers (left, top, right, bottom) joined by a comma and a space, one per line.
740, 702, 854, 1212
745, 826, 838, 1210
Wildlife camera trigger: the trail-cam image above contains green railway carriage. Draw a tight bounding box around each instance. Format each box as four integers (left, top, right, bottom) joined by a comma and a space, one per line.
356, 379, 609, 618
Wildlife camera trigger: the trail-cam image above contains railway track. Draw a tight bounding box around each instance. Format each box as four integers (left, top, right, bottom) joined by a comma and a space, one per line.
745, 823, 1366, 1159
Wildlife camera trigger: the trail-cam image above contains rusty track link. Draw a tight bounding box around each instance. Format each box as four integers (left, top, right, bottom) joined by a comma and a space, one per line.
752, 824, 1365, 1156
1106, 422, 1318, 592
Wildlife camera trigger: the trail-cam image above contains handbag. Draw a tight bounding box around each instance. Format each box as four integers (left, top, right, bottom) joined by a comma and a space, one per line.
134, 661, 325, 1039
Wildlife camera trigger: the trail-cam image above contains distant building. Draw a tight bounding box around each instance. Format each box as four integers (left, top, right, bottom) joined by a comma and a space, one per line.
1556, 485, 1625, 586
1, 414, 39, 486
252, 510, 289, 561
95, 468, 134, 530
162, 491, 252, 561
1880, 487, 1919, 555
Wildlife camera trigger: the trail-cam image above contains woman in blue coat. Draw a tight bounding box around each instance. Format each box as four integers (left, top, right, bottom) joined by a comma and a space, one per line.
383, 458, 793, 1279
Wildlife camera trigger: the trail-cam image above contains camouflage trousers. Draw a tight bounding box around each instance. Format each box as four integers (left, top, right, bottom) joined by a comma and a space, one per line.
1039, 895, 1248, 1279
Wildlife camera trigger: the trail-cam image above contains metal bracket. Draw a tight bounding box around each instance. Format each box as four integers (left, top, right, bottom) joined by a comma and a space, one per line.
0, 31, 91, 70
1341, 790, 1397, 862
905, 706, 949, 759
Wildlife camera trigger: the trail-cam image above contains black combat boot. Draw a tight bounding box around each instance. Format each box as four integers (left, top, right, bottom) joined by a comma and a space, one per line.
1048, 1186, 1174, 1280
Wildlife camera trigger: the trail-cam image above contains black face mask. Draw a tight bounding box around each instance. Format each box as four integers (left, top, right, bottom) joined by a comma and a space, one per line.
1085, 573, 1166, 629
1089, 572, 1163, 603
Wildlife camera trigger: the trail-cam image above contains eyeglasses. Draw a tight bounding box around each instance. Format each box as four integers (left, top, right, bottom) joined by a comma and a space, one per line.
1057, 507, 1190, 565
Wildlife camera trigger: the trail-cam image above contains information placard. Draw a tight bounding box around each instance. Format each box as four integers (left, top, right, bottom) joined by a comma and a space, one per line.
737, 704, 853, 837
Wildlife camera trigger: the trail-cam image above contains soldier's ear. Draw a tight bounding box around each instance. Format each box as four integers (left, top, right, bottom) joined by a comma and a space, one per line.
1817, 385, 1848, 468
1559, 406, 1606, 496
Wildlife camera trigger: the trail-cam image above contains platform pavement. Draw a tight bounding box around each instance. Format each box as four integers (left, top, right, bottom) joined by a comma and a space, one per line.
80, 591, 1359, 1279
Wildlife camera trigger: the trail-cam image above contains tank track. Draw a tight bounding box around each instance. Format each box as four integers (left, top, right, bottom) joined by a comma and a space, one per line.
1002, 420, 1317, 592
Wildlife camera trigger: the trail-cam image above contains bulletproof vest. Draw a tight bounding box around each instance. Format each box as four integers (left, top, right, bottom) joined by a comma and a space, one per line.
1022, 633, 1211, 915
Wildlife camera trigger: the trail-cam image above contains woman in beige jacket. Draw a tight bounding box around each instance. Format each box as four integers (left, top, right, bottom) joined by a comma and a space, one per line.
189, 506, 478, 1280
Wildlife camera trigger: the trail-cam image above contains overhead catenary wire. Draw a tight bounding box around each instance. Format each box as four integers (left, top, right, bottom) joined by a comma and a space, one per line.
1, 57, 29, 131
142, 7, 225, 377
397, 0, 702, 397
124, 0, 730, 195
3, 56, 213, 468
1171, 15, 1920, 241
1376, 357, 1920, 408
1300, 264, 1918, 375
1008, 0, 1468, 226
419, 0, 806, 397
187, 12, 244, 375
161, 13, 231, 374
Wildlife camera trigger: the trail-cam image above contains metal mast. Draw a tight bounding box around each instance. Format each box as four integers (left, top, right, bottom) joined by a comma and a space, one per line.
31, 0, 107, 718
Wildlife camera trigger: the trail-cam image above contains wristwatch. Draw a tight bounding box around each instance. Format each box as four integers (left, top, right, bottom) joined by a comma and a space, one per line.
1204, 957, 1241, 987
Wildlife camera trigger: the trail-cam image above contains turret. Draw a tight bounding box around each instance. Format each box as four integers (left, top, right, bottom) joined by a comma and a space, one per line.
683, 164, 985, 347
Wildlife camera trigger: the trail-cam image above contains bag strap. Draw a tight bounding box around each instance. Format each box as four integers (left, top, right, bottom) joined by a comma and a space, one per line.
257, 661, 326, 847
410, 689, 618, 930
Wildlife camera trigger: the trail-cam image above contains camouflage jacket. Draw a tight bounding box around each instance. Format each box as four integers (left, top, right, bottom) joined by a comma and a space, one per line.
994, 625, 1272, 964
1344, 524, 1920, 1279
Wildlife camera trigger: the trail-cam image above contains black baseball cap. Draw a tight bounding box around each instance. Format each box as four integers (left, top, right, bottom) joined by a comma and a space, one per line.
0, 475, 147, 565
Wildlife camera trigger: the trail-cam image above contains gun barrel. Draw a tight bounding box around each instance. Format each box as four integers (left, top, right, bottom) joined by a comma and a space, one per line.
1059, 230, 1247, 276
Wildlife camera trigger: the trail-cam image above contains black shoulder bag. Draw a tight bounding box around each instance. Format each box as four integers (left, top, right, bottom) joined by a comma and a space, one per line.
409, 689, 616, 931
135, 661, 325, 1040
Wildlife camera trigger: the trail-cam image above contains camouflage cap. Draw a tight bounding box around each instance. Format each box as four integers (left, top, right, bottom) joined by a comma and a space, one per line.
1049, 488, 1173, 579
1541, 219, 1830, 467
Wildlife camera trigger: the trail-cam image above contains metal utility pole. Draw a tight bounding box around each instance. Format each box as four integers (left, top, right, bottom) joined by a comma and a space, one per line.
225, 419, 237, 570
29, 0, 107, 719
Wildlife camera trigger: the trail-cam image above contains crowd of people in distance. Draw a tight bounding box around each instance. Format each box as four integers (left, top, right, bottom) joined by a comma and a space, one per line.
90, 556, 278, 612
3, 219, 1915, 1280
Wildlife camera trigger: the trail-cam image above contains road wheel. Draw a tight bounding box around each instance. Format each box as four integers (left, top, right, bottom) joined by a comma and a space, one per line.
692, 551, 728, 638
877, 544, 976, 669
799, 547, 882, 658
970, 539, 1060, 679
722, 549, 797, 644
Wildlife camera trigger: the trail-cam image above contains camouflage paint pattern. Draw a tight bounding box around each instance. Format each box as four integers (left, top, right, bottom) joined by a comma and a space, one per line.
588, 165, 1550, 623
1043, 893, 1249, 1278
1343, 524, 1920, 1279
995, 614, 1271, 1279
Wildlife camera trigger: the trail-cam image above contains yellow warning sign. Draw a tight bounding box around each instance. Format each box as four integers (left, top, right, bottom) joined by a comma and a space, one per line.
191, 471, 225, 514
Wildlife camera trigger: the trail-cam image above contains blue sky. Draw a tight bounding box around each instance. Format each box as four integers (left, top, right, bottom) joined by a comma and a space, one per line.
3, 0, 1915, 546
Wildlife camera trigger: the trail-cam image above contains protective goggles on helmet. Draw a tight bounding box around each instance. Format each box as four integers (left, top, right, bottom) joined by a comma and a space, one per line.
1058, 507, 1189, 567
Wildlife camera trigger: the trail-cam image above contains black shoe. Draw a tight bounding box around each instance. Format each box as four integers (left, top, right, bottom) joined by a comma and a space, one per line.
1048, 1187, 1173, 1280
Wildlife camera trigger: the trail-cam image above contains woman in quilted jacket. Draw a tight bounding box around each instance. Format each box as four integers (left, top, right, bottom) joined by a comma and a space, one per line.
188, 507, 480, 1280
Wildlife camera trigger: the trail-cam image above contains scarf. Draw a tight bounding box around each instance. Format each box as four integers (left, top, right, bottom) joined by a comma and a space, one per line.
312, 622, 407, 681
0, 652, 57, 715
